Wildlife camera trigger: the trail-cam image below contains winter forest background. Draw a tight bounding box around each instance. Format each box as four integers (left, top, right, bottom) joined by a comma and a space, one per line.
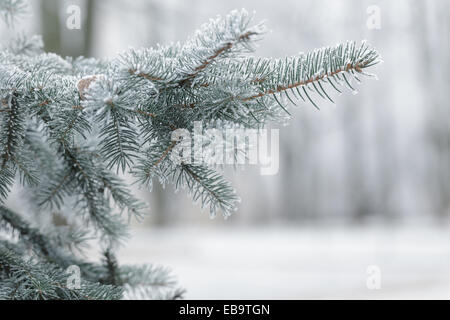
2, 0, 450, 299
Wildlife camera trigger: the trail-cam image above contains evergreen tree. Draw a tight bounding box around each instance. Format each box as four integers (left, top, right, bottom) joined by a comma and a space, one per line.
0, 0, 380, 300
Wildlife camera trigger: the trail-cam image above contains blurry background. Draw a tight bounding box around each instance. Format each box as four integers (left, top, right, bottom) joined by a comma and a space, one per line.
2, 0, 450, 299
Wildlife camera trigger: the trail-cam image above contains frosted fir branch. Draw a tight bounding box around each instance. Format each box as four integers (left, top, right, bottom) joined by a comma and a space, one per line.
244, 42, 379, 105
0, 8, 381, 300
0, 206, 91, 267
0, 205, 61, 260
0, 13, 381, 219
57, 147, 131, 245
0, 205, 142, 289
121, 264, 185, 300
0, 93, 23, 168
0, 92, 28, 202
121, 9, 266, 87
35, 143, 136, 246
0, 246, 123, 300
133, 140, 177, 190
204, 41, 381, 109
179, 30, 261, 85
0, 206, 98, 280
0, 205, 138, 292
177, 9, 265, 84
0, 164, 14, 202
178, 164, 240, 218
122, 46, 181, 84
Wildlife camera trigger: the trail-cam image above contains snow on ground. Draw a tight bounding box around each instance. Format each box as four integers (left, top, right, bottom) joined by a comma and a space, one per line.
117, 224, 450, 299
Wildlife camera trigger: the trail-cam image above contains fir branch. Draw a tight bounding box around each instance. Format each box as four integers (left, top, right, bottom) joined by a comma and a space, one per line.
0, 205, 120, 284
1, 93, 23, 169
0, 8, 381, 300
0, 164, 14, 201
134, 141, 177, 188
0, 205, 54, 258
242, 61, 365, 101
120, 264, 184, 300
180, 30, 258, 85
101, 249, 120, 286
178, 164, 240, 218
177, 9, 265, 85
136, 109, 157, 119
0, 247, 123, 300
0, 92, 27, 201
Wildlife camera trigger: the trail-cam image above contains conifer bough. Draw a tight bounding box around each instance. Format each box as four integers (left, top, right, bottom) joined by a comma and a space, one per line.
0, 1, 381, 300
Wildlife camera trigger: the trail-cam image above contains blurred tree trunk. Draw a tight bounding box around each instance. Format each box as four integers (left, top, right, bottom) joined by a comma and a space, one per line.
40, 0, 61, 54
83, 0, 95, 56
150, 184, 169, 226
341, 1, 373, 222
416, 1, 450, 218
363, 2, 396, 220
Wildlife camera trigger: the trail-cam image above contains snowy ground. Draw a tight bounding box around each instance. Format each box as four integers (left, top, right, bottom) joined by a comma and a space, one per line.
117, 224, 450, 299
